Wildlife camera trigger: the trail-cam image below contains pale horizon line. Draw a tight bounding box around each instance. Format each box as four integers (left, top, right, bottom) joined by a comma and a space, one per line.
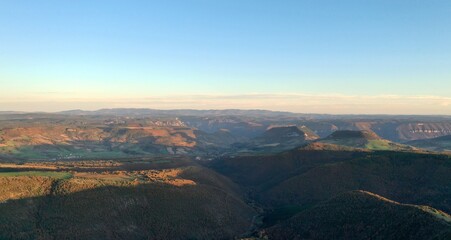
1, 93, 450, 115
1, 107, 450, 117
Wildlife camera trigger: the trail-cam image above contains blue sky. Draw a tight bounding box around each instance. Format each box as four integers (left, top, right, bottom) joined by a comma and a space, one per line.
0, 1, 450, 113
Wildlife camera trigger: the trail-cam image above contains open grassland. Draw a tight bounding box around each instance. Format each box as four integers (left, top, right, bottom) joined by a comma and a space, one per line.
0, 158, 208, 204
0, 155, 193, 172
320, 138, 415, 151
0, 171, 72, 179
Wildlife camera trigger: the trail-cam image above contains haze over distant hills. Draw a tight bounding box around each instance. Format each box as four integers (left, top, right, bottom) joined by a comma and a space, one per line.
408, 135, 451, 153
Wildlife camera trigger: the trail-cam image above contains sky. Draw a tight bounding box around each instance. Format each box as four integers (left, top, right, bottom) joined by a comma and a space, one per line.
0, 0, 450, 114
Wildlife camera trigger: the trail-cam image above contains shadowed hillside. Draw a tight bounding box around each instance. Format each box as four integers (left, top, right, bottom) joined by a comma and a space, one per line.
0, 166, 256, 240
211, 148, 366, 187
212, 149, 451, 214
264, 190, 451, 240
263, 151, 451, 213
407, 135, 451, 153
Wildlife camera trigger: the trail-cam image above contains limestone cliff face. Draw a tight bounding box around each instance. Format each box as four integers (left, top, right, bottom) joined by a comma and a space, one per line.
397, 122, 451, 140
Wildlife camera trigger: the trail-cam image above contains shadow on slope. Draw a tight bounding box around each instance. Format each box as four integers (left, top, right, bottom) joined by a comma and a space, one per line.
407, 135, 451, 153
211, 148, 368, 188
262, 151, 451, 214
0, 173, 255, 240
212, 148, 451, 214
264, 190, 451, 240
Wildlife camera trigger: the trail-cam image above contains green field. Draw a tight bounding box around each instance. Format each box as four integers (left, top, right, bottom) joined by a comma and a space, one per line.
365, 140, 394, 150
0, 171, 72, 179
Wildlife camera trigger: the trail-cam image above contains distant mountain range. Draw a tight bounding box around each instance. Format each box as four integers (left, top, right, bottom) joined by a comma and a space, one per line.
59, 108, 301, 118
2, 109, 450, 142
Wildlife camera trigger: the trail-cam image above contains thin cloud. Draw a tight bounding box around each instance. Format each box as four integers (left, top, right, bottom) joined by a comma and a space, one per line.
0, 93, 450, 115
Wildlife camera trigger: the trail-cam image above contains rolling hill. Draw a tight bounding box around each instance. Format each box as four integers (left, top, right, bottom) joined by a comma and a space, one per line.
407, 135, 451, 152
231, 126, 308, 154
317, 130, 416, 151
212, 148, 451, 214
0, 124, 244, 160
0, 165, 256, 240
264, 190, 451, 240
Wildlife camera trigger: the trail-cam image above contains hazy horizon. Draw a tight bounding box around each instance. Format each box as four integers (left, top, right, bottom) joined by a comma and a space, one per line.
1, 93, 450, 115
